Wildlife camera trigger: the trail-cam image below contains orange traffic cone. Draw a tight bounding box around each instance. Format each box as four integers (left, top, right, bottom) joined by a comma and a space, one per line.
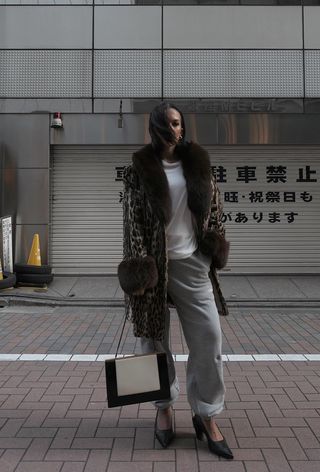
0, 259, 3, 280
27, 234, 41, 266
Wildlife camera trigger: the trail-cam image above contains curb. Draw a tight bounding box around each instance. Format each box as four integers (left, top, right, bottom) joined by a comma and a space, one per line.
1, 294, 320, 309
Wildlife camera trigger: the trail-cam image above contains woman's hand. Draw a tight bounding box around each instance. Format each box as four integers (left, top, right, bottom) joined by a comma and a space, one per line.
133, 288, 145, 296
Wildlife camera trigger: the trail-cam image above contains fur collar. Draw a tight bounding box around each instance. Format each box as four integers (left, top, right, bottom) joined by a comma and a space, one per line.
132, 142, 212, 226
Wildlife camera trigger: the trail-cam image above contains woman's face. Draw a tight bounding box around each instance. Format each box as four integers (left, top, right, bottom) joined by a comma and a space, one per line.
166, 108, 183, 145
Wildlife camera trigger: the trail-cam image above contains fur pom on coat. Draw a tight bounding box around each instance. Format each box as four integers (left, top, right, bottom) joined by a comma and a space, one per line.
118, 142, 230, 340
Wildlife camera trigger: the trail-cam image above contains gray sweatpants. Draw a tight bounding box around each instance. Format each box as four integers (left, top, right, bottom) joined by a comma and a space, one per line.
140, 248, 225, 418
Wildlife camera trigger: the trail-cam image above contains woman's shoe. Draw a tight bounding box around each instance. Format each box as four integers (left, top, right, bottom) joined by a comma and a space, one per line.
155, 408, 175, 448
192, 415, 233, 460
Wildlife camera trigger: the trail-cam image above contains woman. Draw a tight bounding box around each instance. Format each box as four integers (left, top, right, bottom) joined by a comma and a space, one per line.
118, 102, 233, 460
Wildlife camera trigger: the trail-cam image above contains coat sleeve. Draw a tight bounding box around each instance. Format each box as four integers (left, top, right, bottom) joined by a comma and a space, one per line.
198, 176, 230, 270
117, 166, 158, 295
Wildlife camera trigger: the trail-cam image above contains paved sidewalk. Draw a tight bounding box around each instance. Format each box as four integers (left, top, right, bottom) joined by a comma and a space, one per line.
1, 274, 320, 307
0, 304, 319, 471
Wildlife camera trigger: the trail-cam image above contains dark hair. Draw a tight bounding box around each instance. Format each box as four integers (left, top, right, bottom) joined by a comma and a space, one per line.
149, 102, 186, 154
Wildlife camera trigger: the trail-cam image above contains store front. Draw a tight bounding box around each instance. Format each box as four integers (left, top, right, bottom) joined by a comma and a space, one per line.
50, 143, 320, 275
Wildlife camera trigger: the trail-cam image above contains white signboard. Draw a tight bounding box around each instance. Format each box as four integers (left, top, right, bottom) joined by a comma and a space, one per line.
1, 217, 13, 273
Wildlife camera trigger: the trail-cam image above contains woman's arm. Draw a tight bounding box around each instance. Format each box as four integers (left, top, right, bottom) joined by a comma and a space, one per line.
117, 166, 158, 295
199, 176, 230, 270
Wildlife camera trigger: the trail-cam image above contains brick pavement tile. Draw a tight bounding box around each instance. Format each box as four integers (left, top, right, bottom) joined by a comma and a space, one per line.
285, 388, 307, 402
133, 427, 154, 449
23, 410, 48, 428
176, 448, 198, 472
293, 401, 320, 409
45, 449, 89, 462
253, 388, 285, 395
305, 449, 320, 460
96, 428, 135, 438
137, 409, 155, 419
76, 418, 99, 437
63, 389, 93, 397
171, 437, 195, 449
0, 419, 25, 437
120, 404, 139, 419
225, 388, 240, 402
262, 448, 293, 472
132, 449, 175, 461
199, 462, 246, 472
225, 401, 261, 410
46, 382, 65, 396
90, 389, 106, 403
269, 417, 306, 427
295, 381, 318, 394
118, 419, 154, 428
0, 438, 32, 448
283, 409, 319, 418
153, 462, 176, 472
244, 461, 269, 472
219, 410, 247, 418
0, 449, 25, 472
305, 417, 320, 436
110, 437, 133, 461
24, 388, 46, 403
273, 395, 295, 409
231, 418, 254, 437
17, 427, 57, 438
196, 441, 220, 461
239, 394, 273, 402
107, 462, 152, 472
23, 438, 53, 461
61, 463, 85, 472
42, 395, 75, 404
0, 418, 7, 429
16, 462, 62, 472
72, 438, 113, 449
238, 437, 279, 448
174, 410, 193, 429
1, 395, 26, 410
85, 403, 105, 412
289, 462, 320, 472
292, 427, 320, 448
254, 427, 294, 437
44, 419, 81, 429
84, 450, 110, 472
50, 437, 73, 449
246, 410, 269, 428
0, 388, 30, 396
20, 402, 54, 410
234, 381, 253, 395
65, 377, 83, 389
67, 410, 102, 419
260, 401, 283, 418
232, 449, 263, 460
55, 427, 77, 439
247, 376, 266, 389
278, 437, 308, 460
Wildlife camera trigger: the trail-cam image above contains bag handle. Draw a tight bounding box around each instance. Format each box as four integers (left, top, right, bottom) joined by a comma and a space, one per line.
115, 314, 127, 359
115, 312, 156, 359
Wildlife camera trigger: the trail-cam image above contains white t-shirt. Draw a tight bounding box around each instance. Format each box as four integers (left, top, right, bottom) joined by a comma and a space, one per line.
162, 159, 197, 260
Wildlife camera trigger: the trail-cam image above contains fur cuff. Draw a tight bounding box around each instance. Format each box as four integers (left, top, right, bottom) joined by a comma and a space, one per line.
118, 256, 158, 294
199, 230, 230, 270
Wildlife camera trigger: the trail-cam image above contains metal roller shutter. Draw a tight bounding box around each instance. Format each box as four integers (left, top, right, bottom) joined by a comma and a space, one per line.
51, 146, 135, 274
51, 145, 320, 274
206, 146, 320, 274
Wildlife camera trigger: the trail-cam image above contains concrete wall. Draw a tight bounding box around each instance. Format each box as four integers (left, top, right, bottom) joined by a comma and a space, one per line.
0, 114, 50, 264
0, 5, 320, 112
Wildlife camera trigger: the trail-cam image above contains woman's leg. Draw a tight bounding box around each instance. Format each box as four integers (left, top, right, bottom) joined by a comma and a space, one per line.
140, 305, 180, 410
167, 249, 225, 418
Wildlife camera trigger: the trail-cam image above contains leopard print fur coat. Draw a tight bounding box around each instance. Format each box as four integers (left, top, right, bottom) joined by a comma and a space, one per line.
118, 141, 230, 340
